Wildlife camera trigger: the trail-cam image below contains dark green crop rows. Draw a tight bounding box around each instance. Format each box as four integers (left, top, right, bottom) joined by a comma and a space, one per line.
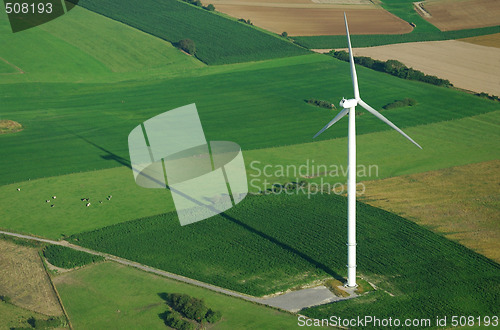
70, 0, 309, 64
69, 193, 500, 322
43, 245, 104, 269
293, 25, 500, 49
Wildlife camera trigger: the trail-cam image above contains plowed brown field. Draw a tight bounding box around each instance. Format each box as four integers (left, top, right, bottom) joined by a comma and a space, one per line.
206, 1, 413, 36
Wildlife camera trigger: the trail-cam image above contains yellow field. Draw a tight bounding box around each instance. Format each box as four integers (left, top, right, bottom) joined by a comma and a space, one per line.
205, 1, 413, 36
360, 160, 500, 263
421, 0, 500, 31
0, 240, 63, 316
460, 33, 500, 49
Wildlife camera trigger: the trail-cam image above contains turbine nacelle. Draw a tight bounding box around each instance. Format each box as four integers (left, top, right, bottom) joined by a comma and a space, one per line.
339, 98, 358, 109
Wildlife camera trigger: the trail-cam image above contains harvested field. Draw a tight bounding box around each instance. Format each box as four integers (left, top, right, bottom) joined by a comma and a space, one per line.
0, 240, 63, 316
360, 160, 500, 263
206, 1, 413, 36
346, 40, 500, 95
421, 0, 500, 31
460, 33, 500, 49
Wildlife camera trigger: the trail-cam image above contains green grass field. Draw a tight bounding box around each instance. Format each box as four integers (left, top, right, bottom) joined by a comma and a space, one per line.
1, 111, 498, 239
1, 52, 498, 185
67, 192, 500, 321
0, 302, 62, 330
54, 262, 300, 329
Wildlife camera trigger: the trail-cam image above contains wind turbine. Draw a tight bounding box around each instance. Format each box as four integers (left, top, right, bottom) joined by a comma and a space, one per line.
313, 13, 422, 288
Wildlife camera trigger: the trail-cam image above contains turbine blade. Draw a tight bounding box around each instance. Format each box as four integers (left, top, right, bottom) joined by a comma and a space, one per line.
358, 99, 422, 149
344, 13, 360, 100
313, 108, 349, 139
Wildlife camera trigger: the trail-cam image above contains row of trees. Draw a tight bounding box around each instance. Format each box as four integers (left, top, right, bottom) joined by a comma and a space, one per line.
306, 98, 336, 110
161, 293, 222, 329
330, 51, 452, 87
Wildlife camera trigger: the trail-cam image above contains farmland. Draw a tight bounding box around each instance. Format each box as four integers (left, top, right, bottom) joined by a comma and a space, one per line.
68, 192, 500, 321
1, 110, 499, 239
360, 160, 500, 263
54, 262, 301, 329
1, 50, 499, 187
422, 0, 500, 31
205, 1, 412, 36
293, 0, 500, 49
1, 0, 499, 327
0, 239, 63, 316
69, 0, 309, 65
461, 32, 500, 48
342, 40, 500, 95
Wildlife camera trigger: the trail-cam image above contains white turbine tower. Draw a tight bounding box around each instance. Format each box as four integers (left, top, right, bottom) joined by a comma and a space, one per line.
314, 13, 422, 288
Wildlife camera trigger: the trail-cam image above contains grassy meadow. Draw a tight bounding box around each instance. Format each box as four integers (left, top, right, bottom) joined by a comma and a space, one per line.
54, 262, 300, 329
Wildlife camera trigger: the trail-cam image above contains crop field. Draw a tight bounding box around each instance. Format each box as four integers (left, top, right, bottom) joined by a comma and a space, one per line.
68, 192, 500, 321
422, 0, 500, 31
461, 32, 500, 48
360, 160, 500, 263
205, 1, 412, 36
2, 52, 499, 186
293, 0, 500, 48
69, 0, 309, 65
54, 262, 300, 329
0, 239, 63, 316
342, 40, 500, 95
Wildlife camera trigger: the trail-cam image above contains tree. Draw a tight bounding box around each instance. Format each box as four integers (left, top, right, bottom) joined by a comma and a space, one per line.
177, 39, 196, 55
281, 31, 288, 38
204, 4, 215, 11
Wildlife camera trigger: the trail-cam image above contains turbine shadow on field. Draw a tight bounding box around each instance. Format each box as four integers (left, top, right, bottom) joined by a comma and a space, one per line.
219, 212, 345, 282
72, 132, 131, 169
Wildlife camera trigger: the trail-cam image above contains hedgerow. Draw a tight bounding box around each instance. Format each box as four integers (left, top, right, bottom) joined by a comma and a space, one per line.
330, 50, 451, 87
43, 245, 104, 269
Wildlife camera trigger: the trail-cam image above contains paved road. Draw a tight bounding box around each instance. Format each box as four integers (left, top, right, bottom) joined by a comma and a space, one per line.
0, 230, 345, 312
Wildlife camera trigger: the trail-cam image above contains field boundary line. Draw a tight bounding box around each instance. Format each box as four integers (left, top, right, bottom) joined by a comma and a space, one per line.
0, 57, 24, 74
38, 251, 74, 330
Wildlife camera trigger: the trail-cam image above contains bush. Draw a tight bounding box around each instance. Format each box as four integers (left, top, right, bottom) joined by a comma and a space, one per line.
0, 295, 11, 303
177, 39, 196, 55
383, 98, 417, 110
205, 309, 222, 323
43, 245, 103, 269
27, 316, 64, 329
166, 293, 222, 324
204, 4, 215, 11
163, 310, 195, 330
281, 31, 288, 38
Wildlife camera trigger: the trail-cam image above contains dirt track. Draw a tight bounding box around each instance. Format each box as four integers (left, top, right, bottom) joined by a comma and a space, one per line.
344, 40, 500, 95
206, 1, 413, 36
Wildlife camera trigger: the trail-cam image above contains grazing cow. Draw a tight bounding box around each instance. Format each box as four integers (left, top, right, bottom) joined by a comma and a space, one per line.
51, 205, 54, 208
86, 203, 91, 207
46, 200, 50, 203
17, 188, 20, 191
52, 196, 57, 199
